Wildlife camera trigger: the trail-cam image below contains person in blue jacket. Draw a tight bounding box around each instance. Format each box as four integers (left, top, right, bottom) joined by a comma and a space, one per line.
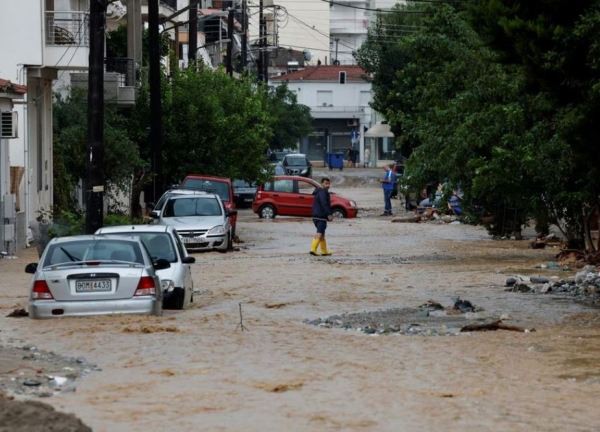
380, 164, 397, 216
310, 177, 333, 256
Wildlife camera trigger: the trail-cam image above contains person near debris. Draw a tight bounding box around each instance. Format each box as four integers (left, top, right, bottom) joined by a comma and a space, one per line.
448, 190, 463, 216
310, 177, 333, 256
380, 164, 397, 216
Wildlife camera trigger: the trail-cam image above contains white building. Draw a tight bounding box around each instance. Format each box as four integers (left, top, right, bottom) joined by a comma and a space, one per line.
252, 0, 330, 66
271, 65, 376, 165
0, 0, 90, 248
0, 79, 27, 253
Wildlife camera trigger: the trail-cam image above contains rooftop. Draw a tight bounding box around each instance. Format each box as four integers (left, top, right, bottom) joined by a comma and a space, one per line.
271, 65, 368, 82
0, 78, 27, 95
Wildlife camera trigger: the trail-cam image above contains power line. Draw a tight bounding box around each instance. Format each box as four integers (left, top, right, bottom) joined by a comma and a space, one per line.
320, 0, 428, 13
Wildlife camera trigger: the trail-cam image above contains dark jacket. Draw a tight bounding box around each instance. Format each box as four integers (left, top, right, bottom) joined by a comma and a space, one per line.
312, 187, 331, 218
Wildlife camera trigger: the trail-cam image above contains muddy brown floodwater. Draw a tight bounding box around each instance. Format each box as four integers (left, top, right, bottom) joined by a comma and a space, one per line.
1, 183, 600, 431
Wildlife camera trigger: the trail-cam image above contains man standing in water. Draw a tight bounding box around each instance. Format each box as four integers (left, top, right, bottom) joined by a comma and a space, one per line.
380, 164, 397, 216
310, 177, 333, 256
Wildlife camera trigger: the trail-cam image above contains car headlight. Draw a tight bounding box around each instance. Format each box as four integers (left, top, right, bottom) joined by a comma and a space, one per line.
301, 168, 308, 174
160, 279, 175, 292
350, 200, 357, 208
208, 225, 226, 235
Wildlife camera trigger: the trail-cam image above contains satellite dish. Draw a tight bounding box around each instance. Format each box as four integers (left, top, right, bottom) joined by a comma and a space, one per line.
303, 49, 312, 61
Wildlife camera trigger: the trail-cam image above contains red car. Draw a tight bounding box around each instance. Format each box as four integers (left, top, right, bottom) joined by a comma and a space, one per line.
252, 176, 358, 219
181, 175, 237, 236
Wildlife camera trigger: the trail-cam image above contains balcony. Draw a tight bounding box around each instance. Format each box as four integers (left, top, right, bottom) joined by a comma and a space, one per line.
44, 11, 90, 69
70, 58, 137, 107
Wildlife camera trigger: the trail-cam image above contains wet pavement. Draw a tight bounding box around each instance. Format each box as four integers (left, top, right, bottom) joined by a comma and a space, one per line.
0, 179, 599, 431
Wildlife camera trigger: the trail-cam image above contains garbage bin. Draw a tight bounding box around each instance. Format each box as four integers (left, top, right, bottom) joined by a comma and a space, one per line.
327, 152, 345, 171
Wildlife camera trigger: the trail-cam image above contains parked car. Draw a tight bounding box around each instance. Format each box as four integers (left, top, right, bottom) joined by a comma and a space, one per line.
282, 153, 312, 177
26, 235, 166, 319
233, 179, 257, 208
95, 225, 195, 310
180, 175, 237, 237
153, 193, 235, 252
252, 176, 358, 219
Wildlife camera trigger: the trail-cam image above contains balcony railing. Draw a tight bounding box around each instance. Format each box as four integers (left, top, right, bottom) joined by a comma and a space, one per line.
105, 57, 136, 87
45, 11, 89, 46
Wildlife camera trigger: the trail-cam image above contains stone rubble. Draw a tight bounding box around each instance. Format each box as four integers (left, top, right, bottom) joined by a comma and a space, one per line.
505, 265, 600, 305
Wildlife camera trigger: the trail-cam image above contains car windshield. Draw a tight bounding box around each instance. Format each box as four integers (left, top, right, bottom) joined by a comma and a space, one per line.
233, 180, 256, 188
101, 232, 177, 263
285, 157, 307, 166
163, 197, 222, 217
182, 179, 230, 202
43, 239, 144, 267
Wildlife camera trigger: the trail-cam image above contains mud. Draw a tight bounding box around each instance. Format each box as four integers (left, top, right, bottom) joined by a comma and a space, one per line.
1, 180, 600, 431
0, 391, 91, 432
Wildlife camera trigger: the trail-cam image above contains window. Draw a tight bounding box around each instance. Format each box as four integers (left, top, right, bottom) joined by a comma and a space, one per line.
273, 180, 294, 193
317, 90, 333, 106
339, 71, 347, 84
181, 178, 231, 202
297, 180, 316, 195
44, 240, 143, 266
163, 197, 223, 217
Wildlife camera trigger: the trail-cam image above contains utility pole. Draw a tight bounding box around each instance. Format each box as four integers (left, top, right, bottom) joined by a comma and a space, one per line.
263, 10, 269, 82
258, 0, 264, 81
188, 0, 198, 65
241, 0, 247, 70
334, 38, 339, 65
148, 0, 163, 202
226, 7, 234, 76
86, 0, 106, 234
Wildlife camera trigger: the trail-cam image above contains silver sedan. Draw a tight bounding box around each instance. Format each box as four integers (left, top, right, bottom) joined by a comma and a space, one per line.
26, 235, 167, 319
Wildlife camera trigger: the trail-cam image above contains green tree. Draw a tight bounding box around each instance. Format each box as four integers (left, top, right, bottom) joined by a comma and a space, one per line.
53, 89, 143, 213
266, 84, 312, 150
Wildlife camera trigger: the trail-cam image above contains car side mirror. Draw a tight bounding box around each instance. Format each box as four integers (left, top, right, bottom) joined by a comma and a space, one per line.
150, 210, 160, 219
182, 256, 195, 264
25, 263, 38, 274
153, 259, 171, 270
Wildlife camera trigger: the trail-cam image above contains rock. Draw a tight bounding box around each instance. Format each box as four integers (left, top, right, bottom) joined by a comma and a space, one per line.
530, 276, 550, 284
6, 308, 28, 318
539, 283, 552, 294
512, 283, 532, 293
453, 298, 475, 313
505, 277, 517, 287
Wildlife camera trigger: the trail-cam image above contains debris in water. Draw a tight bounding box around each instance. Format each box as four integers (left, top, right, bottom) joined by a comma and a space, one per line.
6, 308, 28, 318
460, 320, 535, 333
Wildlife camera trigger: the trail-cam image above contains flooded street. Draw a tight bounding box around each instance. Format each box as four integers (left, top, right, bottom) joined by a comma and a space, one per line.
1, 182, 600, 431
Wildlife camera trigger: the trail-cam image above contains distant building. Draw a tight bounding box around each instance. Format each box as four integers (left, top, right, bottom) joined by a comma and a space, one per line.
271, 65, 375, 165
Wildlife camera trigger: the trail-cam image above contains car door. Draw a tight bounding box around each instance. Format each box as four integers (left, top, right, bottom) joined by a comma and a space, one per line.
294, 179, 317, 216
270, 179, 296, 215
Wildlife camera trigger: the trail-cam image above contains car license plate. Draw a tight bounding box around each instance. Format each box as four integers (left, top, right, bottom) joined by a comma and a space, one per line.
244, 197, 253, 202
75, 279, 111, 292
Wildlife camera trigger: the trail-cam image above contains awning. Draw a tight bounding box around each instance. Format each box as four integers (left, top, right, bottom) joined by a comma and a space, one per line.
364, 122, 394, 138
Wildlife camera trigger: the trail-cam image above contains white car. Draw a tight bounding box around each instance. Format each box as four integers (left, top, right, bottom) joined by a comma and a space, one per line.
95, 225, 194, 309
153, 193, 234, 252
26, 235, 165, 318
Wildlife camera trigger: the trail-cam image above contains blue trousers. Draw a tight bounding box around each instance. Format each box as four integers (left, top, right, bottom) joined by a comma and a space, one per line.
384, 189, 393, 214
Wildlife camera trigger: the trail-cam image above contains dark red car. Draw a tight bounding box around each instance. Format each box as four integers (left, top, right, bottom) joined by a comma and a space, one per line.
181, 175, 237, 236
252, 176, 358, 219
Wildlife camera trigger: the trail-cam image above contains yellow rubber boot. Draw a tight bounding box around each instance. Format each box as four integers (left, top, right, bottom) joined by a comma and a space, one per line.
310, 238, 320, 256
320, 239, 332, 256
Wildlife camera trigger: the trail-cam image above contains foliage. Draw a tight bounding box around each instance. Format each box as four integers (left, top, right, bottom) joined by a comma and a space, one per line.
53, 89, 144, 213
266, 84, 312, 150
160, 67, 274, 184
358, 2, 600, 247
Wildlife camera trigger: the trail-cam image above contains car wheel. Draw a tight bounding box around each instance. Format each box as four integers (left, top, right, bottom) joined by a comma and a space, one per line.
332, 208, 346, 219
259, 204, 276, 219
171, 288, 186, 310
